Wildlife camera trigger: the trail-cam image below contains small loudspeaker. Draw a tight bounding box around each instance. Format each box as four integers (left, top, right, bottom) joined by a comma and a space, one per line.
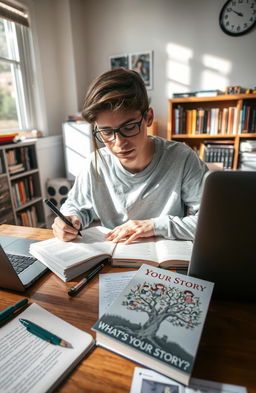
46, 178, 72, 209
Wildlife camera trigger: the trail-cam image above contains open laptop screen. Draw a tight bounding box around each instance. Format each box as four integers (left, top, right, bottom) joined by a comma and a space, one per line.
188, 171, 256, 301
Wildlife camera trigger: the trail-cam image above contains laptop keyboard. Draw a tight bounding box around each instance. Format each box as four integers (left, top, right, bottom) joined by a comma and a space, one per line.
6, 254, 37, 274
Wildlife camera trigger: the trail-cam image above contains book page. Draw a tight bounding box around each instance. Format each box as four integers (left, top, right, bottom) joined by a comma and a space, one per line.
99, 271, 136, 317
155, 238, 193, 263
30, 226, 115, 268
113, 238, 158, 262
113, 237, 192, 264
0, 303, 94, 393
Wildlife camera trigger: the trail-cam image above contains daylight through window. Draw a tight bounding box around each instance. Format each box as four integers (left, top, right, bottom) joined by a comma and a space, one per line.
0, 15, 32, 132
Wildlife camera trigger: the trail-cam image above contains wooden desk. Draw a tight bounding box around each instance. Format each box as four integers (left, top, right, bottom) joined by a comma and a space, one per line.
0, 225, 255, 392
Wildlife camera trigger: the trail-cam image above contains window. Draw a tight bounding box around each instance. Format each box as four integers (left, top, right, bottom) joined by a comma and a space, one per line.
0, 1, 34, 132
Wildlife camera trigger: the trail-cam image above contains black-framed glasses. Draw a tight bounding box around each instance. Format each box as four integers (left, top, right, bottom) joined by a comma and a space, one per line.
93, 113, 146, 143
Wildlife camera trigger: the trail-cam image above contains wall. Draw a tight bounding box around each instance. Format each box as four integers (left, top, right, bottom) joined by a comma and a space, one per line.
36, 135, 65, 223
82, 0, 256, 137
26, 0, 256, 138
23, 0, 87, 135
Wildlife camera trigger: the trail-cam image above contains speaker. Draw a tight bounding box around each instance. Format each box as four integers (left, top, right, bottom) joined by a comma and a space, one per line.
46, 177, 72, 209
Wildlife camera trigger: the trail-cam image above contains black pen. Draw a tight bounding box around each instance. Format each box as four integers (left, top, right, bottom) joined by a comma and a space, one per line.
68, 263, 105, 296
44, 199, 82, 237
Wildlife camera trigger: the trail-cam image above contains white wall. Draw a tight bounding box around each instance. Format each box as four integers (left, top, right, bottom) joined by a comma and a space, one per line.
26, 0, 256, 137
23, 0, 87, 135
82, 0, 256, 137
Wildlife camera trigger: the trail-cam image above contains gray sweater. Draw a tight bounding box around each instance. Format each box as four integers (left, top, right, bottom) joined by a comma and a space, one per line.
60, 136, 208, 240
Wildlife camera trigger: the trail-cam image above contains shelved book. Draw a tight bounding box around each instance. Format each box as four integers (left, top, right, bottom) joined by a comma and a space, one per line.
92, 264, 214, 385
29, 226, 193, 281
203, 141, 234, 169
172, 106, 238, 135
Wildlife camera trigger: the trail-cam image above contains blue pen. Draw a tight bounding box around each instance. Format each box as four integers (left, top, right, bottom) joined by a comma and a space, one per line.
0, 299, 28, 325
19, 318, 72, 348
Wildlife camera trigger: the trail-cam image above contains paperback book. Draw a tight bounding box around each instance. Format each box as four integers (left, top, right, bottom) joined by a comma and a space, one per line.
29, 226, 192, 281
92, 264, 214, 385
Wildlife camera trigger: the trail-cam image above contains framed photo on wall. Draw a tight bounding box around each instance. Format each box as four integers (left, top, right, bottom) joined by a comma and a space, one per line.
129, 51, 153, 89
109, 54, 129, 70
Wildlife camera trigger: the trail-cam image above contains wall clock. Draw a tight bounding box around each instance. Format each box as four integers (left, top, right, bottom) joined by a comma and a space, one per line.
219, 0, 256, 36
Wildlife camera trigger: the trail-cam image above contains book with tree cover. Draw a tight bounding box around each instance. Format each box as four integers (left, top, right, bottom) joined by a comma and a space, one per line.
92, 264, 214, 385
29, 226, 193, 281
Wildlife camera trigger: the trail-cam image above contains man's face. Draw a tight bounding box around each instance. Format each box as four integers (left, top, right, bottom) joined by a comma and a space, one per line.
95, 109, 154, 173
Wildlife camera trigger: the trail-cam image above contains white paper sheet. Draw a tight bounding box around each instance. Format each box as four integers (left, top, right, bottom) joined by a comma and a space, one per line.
0, 303, 94, 393
99, 271, 136, 317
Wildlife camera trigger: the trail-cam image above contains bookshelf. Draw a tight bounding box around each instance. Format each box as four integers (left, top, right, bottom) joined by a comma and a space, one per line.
0, 140, 46, 227
167, 94, 256, 169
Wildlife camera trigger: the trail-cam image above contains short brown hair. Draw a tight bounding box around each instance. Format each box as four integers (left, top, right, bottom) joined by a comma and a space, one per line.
82, 68, 149, 123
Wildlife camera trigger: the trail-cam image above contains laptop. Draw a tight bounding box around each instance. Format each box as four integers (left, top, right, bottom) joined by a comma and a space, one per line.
188, 170, 256, 301
0, 236, 48, 291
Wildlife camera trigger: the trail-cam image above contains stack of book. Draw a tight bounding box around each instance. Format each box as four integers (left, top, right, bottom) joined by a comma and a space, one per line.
67, 112, 84, 123
6, 146, 36, 175
173, 90, 223, 98
239, 140, 256, 170
0, 132, 19, 145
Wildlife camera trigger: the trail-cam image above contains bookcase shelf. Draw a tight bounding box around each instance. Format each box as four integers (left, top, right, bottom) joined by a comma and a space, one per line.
0, 140, 46, 227
167, 93, 256, 170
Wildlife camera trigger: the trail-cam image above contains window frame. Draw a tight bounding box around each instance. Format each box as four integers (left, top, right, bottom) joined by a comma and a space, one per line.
0, 16, 35, 133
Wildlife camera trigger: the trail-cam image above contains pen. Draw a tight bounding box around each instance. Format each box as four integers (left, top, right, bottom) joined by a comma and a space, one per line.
68, 263, 105, 296
19, 318, 72, 348
44, 199, 82, 237
0, 299, 28, 325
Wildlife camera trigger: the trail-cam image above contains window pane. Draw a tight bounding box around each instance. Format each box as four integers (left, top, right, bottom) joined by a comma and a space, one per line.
0, 61, 19, 130
0, 19, 9, 58
0, 18, 19, 62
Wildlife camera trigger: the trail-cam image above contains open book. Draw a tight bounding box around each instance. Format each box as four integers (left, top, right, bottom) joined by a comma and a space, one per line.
30, 226, 193, 281
0, 303, 94, 393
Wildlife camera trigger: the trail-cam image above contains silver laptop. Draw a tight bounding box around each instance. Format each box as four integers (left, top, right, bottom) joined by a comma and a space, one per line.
0, 236, 48, 291
188, 170, 256, 301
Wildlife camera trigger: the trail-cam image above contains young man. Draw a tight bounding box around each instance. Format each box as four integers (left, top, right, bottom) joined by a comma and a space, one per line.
53, 68, 208, 243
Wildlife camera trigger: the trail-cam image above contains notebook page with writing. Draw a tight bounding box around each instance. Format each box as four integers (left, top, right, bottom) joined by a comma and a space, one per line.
0, 303, 94, 393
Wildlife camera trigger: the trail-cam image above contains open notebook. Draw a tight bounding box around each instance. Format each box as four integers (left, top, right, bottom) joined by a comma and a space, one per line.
0, 303, 94, 393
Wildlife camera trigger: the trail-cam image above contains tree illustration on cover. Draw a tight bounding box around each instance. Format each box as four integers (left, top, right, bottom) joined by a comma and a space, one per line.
122, 282, 202, 345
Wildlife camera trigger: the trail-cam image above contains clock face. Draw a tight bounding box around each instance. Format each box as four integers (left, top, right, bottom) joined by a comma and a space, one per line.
219, 0, 256, 36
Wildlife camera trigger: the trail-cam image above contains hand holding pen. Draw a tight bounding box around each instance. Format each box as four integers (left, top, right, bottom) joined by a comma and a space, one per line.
44, 199, 82, 241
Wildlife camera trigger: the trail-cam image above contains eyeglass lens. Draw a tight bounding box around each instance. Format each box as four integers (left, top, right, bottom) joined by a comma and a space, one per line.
96, 123, 141, 142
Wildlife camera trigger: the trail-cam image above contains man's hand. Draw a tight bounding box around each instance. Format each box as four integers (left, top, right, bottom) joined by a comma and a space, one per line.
105, 219, 154, 244
52, 215, 81, 242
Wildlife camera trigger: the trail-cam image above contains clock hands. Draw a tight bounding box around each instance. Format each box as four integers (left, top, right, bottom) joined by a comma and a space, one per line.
230, 8, 243, 17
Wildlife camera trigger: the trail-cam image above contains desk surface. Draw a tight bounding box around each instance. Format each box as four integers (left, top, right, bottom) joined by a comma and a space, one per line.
0, 225, 255, 393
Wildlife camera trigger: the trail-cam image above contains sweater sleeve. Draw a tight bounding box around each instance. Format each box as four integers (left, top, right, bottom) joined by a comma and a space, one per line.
152, 150, 208, 240
60, 161, 97, 229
